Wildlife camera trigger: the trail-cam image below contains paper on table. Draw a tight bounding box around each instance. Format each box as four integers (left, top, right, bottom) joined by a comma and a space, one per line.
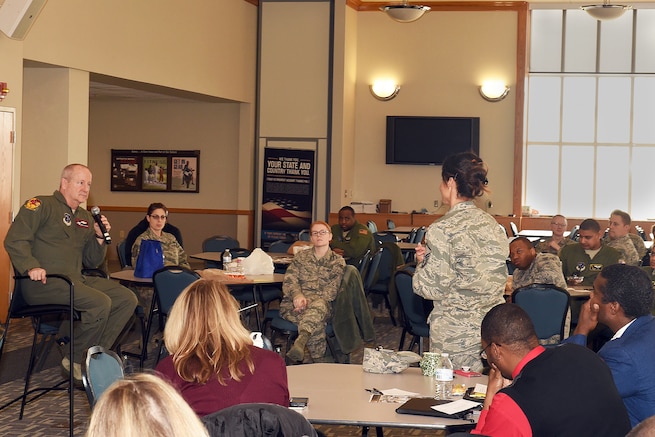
473, 383, 487, 395
432, 399, 481, 415
380, 388, 420, 397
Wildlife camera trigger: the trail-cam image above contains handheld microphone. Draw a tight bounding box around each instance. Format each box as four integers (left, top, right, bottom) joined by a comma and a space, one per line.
90, 206, 112, 245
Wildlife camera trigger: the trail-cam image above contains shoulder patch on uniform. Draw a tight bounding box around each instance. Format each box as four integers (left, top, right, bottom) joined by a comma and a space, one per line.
359, 228, 369, 235
24, 198, 41, 211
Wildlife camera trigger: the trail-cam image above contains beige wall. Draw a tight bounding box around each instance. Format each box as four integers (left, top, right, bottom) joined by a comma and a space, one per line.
348, 10, 518, 215
87, 100, 247, 252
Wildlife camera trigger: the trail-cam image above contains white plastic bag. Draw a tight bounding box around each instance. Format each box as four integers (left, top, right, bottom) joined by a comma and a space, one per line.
241, 248, 275, 275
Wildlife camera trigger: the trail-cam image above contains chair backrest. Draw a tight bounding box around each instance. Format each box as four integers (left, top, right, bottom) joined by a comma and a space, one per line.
510, 222, 519, 237
512, 284, 570, 341
498, 223, 509, 238
358, 249, 372, 278
230, 247, 251, 259
202, 235, 240, 253
636, 226, 647, 241
386, 219, 396, 230
366, 220, 378, 234
569, 225, 580, 242
202, 403, 318, 437
152, 266, 201, 319
116, 240, 129, 269
81, 345, 125, 408
268, 240, 293, 253
394, 267, 431, 335
374, 231, 399, 244
298, 229, 311, 241
412, 226, 426, 244
363, 248, 384, 292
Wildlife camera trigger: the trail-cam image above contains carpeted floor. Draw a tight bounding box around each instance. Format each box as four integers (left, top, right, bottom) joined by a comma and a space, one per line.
0, 264, 439, 437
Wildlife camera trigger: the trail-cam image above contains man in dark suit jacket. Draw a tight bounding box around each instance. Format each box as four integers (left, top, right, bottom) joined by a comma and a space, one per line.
564, 263, 655, 427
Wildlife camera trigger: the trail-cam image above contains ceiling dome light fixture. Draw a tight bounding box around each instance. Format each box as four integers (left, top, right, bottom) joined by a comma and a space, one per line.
581, 1, 631, 20
380, 0, 430, 23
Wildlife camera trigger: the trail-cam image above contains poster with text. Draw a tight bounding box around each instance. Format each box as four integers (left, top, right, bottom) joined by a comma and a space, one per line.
262, 148, 315, 243
142, 156, 168, 191
111, 155, 139, 191
171, 156, 199, 192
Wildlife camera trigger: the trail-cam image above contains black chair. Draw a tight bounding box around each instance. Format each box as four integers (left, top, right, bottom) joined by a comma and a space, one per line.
358, 249, 372, 280
298, 229, 311, 242
81, 345, 125, 408
116, 240, 129, 269
394, 267, 430, 355
202, 403, 318, 437
142, 266, 200, 367
268, 240, 293, 254
498, 223, 509, 238
366, 220, 378, 234
366, 244, 402, 326
509, 221, 519, 237
512, 284, 570, 342
412, 226, 426, 244
374, 231, 399, 245
636, 225, 647, 241
568, 225, 580, 242
201, 235, 240, 268
0, 273, 76, 435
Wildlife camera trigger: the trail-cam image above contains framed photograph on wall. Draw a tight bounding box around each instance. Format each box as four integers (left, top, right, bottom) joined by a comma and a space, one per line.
171, 156, 199, 192
111, 149, 200, 193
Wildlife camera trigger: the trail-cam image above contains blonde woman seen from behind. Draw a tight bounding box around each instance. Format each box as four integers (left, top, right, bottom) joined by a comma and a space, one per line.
156, 279, 289, 416
85, 373, 208, 437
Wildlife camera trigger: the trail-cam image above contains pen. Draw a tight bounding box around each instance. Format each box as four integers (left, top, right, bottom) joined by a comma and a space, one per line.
366, 388, 384, 395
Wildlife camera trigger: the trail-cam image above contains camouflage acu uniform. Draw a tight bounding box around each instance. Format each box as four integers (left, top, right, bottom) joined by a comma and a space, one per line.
604, 235, 640, 266
535, 237, 575, 255
512, 253, 567, 291
629, 233, 648, 259
412, 201, 508, 372
280, 248, 345, 359
131, 228, 190, 308
131, 228, 190, 269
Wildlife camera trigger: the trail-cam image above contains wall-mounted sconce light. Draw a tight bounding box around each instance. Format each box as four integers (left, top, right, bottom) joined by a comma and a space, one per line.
0, 82, 9, 101
479, 80, 510, 102
370, 80, 401, 101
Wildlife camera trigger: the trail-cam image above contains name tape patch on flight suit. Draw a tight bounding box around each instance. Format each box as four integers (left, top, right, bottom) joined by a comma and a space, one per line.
75, 218, 89, 228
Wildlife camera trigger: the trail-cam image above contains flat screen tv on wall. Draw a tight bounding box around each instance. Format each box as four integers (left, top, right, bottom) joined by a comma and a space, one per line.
385, 116, 480, 166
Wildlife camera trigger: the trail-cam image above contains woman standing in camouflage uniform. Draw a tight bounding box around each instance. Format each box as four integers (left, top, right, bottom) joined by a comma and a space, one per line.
413, 152, 508, 371
281, 220, 346, 362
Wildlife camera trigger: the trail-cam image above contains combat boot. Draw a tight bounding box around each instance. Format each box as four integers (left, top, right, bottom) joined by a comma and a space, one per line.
286, 331, 310, 362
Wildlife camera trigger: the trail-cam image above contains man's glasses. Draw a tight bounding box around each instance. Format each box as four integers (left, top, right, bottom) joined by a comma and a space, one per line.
311, 230, 330, 237
480, 343, 493, 360
149, 214, 167, 220
551, 223, 566, 227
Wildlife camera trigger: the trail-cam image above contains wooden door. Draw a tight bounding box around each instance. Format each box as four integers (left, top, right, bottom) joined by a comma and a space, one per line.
0, 109, 15, 321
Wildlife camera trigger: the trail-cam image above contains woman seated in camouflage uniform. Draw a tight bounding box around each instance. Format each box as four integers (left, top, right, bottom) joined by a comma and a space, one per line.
131, 202, 190, 269
281, 220, 346, 363
413, 152, 508, 372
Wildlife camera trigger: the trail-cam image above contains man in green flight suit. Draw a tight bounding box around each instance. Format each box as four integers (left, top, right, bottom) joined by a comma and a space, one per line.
4, 164, 138, 382
330, 206, 376, 266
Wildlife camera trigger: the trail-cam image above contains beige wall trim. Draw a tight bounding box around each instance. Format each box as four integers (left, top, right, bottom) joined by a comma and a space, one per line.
513, 5, 529, 218
353, 1, 528, 12
98, 206, 254, 217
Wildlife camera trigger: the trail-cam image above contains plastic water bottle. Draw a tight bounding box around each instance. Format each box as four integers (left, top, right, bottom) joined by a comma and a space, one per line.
435, 352, 454, 400
222, 248, 232, 271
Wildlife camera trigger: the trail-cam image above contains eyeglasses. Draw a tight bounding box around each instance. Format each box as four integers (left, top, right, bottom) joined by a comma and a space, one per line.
551, 223, 566, 227
149, 214, 167, 220
480, 343, 493, 360
311, 230, 330, 237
